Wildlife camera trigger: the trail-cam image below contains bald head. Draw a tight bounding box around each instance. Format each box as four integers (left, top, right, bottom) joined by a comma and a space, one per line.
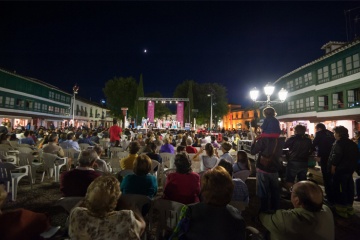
291, 181, 323, 212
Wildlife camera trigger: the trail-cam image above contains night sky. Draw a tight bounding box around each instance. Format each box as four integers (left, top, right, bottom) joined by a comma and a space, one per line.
1, 1, 359, 107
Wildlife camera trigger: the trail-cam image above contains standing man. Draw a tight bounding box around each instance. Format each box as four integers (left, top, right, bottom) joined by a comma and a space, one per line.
109, 119, 122, 146
284, 125, 313, 190
251, 135, 285, 212
312, 123, 335, 203
328, 126, 358, 218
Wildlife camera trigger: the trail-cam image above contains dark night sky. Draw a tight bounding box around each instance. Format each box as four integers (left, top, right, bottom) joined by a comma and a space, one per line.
1, 1, 359, 107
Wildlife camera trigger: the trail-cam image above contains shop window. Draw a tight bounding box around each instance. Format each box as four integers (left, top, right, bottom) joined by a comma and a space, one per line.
347, 88, 360, 108
305, 96, 314, 111
332, 92, 344, 109
318, 95, 328, 111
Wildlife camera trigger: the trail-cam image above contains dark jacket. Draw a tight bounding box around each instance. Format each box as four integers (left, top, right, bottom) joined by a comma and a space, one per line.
251, 137, 285, 173
328, 138, 358, 175
284, 134, 312, 162
312, 129, 335, 159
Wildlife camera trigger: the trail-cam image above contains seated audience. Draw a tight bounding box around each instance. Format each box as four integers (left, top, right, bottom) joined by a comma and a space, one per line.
163, 153, 200, 204
78, 130, 95, 146
0, 185, 51, 240
259, 180, 334, 240
42, 133, 64, 157
185, 138, 198, 153
120, 155, 158, 198
160, 136, 175, 154
233, 150, 251, 173
120, 141, 140, 170
171, 166, 246, 240
194, 143, 219, 171
59, 132, 80, 151
146, 142, 162, 171
93, 145, 110, 173
217, 142, 234, 164
90, 131, 100, 144
69, 176, 145, 239
210, 135, 220, 148
60, 149, 101, 196
19, 130, 36, 146
218, 159, 249, 204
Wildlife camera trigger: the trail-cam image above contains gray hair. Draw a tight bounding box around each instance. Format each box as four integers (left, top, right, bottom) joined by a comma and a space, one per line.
79, 149, 98, 166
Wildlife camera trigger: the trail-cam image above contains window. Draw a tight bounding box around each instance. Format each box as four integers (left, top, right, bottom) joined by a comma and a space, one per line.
304, 72, 313, 86
347, 88, 360, 108
317, 66, 329, 84
49, 91, 54, 99
55, 107, 60, 113
16, 99, 25, 108
61, 95, 65, 102
66, 97, 70, 103
48, 106, 54, 112
60, 108, 65, 115
34, 102, 41, 111
286, 80, 294, 91
42, 104, 48, 112
295, 99, 304, 112
90, 108, 93, 117
25, 100, 33, 109
331, 60, 343, 79
346, 53, 360, 73
294, 77, 303, 89
76, 104, 80, 116
5, 97, 15, 107
55, 94, 60, 101
287, 101, 295, 113
318, 95, 328, 111
0, 96, 3, 106
332, 92, 344, 109
305, 96, 314, 111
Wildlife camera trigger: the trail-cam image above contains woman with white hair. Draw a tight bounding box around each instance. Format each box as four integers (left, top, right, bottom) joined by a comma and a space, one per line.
69, 176, 145, 239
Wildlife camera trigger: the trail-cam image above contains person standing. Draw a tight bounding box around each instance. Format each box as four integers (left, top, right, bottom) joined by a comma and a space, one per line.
283, 125, 313, 190
109, 119, 122, 146
312, 123, 335, 203
251, 135, 285, 212
328, 126, 358, 218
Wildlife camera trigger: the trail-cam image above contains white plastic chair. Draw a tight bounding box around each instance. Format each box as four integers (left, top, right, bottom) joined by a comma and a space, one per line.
56, 196, 84, 213
150, 160, 160, 178
159, 153, 175, 169
233, 170, 251, 182
188, 153, 200, 173
118, 169, 134, 178
63, 148, 81, 168
162, 168, 176, 188
149, 198, 185, 239
31, 150, 45, 184
78, 143, 90, 151
42, 153, 67, 182
110, 147, 127, 158
0, 162, 31, 201
0, 149, 18, 165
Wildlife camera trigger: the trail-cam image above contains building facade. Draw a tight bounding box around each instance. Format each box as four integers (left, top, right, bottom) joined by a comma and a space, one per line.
0, 68, 112, 130
272, 40, 360, 137
222, 104, 260, 131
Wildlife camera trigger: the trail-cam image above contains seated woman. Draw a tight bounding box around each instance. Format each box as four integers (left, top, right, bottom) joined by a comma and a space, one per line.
218, 159, 249, 204
146, 142, 162, 171
159, 136, 175, 154
163, 153, 200, 204
185, 138, 198, 153
120, 154, 158, 198
171, 166, 246, 240
69, 176, 145, 240
194, 143, 219, 171
232, 150, 251, 173
0, 185, 51, 240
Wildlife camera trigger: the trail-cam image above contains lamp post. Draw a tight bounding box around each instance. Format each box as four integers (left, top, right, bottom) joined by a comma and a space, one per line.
250, 83, 288, 107
207, 93, 213, 131
72, 85, 79, 128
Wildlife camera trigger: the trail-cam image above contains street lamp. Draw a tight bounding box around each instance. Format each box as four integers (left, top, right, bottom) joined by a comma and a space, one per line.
72, 84, 79, 128
250, 83, 287, 106
207, 93, 213, 131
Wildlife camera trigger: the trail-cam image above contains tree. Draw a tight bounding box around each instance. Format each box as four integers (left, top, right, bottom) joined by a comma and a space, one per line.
134, 74, 146, 125
103, 76, 137, 118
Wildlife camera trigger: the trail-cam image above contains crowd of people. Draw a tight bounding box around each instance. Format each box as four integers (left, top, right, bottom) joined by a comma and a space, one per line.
1, 107, 360, 239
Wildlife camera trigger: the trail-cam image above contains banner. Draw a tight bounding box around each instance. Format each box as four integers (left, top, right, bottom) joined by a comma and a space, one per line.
147, 101, 154, 123
177, 102, 184, 128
